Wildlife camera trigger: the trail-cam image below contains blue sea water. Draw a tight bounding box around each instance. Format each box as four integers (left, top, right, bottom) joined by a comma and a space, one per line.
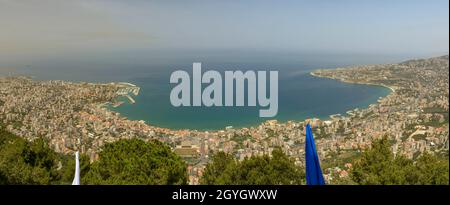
9, 50, 394, 130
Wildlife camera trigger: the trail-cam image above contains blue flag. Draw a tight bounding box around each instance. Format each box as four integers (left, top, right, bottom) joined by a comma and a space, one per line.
305, 124, 325, 185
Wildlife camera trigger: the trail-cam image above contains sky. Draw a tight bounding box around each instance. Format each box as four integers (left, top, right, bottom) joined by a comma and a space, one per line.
0, 0, 448, 62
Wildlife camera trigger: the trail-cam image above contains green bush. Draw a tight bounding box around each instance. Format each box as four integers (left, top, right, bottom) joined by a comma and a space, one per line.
0, 129, 60, 184
83, 139, 188, 185
350, 137, 449, 185
201, 149, 305, 185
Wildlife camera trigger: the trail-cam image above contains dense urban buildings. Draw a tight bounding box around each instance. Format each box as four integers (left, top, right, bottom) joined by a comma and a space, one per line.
0, 55, 448, 184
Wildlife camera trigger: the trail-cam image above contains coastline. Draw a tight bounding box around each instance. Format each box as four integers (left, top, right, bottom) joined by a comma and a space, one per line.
309, 69, 395, 121
309, 70, 396, 93
2, 67, 394, 133
106, 69, 394, 132
2, 55, 447, 167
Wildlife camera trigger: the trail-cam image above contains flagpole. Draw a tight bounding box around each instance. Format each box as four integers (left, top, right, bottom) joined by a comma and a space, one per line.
72, 151, 80, 185
305, 124, 325, 185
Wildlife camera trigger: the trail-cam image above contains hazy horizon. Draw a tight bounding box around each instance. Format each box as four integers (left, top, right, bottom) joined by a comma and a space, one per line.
0, 0, 448, 67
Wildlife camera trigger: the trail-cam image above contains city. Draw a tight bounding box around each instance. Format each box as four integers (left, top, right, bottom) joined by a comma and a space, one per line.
1, 55, 448, 184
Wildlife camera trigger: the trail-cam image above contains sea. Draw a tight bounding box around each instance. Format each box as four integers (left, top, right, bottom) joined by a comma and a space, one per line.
4, 49, 401, 130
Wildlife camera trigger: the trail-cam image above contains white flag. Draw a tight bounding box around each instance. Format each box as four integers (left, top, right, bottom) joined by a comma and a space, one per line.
72, 151, 80, 185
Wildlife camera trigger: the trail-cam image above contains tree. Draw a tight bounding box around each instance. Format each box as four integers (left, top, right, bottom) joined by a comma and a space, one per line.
83, 138, 188, 185
59, 152, 91, 184
351, 137, 404, 184
0, 129, 61, 185
413, 153, 449, 184
200, 149, 305, 185
350, 137, 449, 185
200, 152, 236, 185
1, 127, 188, 185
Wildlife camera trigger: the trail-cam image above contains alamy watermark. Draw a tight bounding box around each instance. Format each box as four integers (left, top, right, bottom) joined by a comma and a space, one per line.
170, 63, 278, 117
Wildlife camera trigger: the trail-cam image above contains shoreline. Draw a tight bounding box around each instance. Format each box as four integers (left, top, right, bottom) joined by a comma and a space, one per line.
308, 70, 395, 121
2, 67, 394, 133
2, 54, 447, 166
105, 70, 394, 132
309, 71, 396, 93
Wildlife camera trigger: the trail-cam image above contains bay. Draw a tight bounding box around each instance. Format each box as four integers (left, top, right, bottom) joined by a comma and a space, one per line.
11, 50, 394, 130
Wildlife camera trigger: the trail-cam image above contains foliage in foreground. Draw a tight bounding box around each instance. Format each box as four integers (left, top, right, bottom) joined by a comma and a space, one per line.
0, 128, 187, 185
350, 137, 449, 185
0, 128, 61, 184
200, 149, 305, 185
82, 138, 188, 185
2, 126, 448, 185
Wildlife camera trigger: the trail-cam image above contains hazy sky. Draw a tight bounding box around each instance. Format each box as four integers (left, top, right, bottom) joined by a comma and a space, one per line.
0, 0, 448, 60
